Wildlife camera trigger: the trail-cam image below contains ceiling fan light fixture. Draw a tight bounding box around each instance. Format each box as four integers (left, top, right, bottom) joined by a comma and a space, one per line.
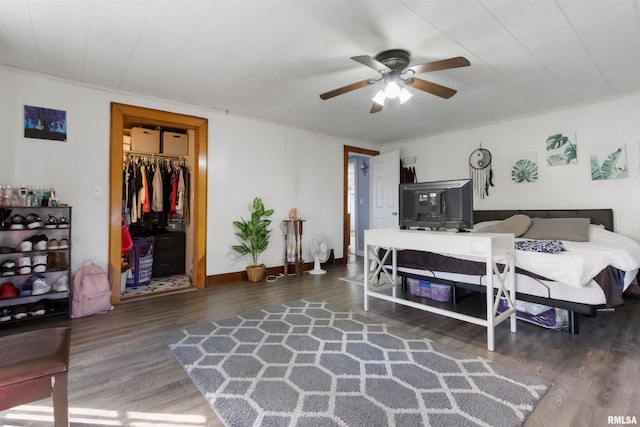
384, 81, 401, 99
399, 87, 413, 105
318, 49, 470, 112
372, 90, 386, 106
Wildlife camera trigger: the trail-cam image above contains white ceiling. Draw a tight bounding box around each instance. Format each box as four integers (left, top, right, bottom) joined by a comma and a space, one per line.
1, 0, 639, 144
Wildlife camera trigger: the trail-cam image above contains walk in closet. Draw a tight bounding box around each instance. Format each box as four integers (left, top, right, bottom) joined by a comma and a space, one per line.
109, 103, 208, 305
121, 150, 190, 291
121, 127, 192, 298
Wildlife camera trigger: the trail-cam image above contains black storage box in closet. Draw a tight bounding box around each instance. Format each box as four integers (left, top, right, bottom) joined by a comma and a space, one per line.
152, 231, 185, 277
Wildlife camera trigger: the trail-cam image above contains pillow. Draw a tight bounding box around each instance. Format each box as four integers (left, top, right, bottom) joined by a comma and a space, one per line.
515, 239, 566, 254
471, 220, 501, 232
521, 217, 590, 242
474, 214, 532, 237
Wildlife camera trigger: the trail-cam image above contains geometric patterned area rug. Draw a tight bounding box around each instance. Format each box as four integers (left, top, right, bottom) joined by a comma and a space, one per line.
339, 273, 395, 288
167, 299, 550, 427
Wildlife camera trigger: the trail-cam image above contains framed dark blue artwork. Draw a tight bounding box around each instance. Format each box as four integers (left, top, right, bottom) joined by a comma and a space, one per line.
24, 105, 67, 141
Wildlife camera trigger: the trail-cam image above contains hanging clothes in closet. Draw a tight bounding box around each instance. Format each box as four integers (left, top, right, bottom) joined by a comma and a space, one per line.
122, 154, 191, 230
400, 160, 417, 184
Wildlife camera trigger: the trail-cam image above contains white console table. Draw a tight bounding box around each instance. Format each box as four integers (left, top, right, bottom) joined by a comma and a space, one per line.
363, 228, 517, 352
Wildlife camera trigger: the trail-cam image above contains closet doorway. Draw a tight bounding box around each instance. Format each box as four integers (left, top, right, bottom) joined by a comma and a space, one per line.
109, 103, 208, 305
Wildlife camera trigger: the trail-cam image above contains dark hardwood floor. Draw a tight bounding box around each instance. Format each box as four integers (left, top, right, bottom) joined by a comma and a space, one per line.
1, 262, 639, 426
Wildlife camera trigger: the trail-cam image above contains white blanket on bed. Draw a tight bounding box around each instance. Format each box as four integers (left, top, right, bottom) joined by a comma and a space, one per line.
510, 226, 640, 288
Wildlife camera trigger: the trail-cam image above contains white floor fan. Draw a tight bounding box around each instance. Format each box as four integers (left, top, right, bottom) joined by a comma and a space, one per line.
308, 235, 331, 275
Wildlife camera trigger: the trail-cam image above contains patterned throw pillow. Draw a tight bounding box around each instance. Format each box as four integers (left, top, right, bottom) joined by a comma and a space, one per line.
515, 239, 566, 254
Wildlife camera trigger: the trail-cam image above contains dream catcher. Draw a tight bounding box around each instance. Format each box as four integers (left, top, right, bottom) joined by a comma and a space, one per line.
469, 146, 494, 198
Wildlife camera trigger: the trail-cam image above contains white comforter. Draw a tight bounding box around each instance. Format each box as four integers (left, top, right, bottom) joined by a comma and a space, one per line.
512, 226, 640, 288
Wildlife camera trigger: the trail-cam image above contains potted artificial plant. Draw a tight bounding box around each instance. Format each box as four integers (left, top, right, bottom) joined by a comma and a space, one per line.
232, 197, 274, 282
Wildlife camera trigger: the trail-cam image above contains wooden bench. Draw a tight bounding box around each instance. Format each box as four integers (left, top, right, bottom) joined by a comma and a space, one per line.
0, 327, 71, 426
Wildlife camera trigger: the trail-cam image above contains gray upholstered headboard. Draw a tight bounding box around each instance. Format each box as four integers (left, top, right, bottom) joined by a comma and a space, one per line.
473, 209, 614, 232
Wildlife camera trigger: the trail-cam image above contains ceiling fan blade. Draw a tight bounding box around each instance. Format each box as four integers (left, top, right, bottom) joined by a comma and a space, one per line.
351, 55, 391, 73
370, 102, 383, 114
407, 77, 458, 99
406, 56, 470, 74
319, 79, 372, 100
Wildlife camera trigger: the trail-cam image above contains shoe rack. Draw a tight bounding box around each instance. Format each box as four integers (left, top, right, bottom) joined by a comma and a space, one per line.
0, 206, 72, 327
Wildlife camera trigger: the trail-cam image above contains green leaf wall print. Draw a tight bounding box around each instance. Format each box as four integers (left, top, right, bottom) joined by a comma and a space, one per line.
590, 144, 628, 180
512, 158, 539, 183
546, 132, 577, 166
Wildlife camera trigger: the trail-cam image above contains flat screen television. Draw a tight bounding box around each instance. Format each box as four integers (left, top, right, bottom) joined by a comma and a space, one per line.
399, 178, 474, 231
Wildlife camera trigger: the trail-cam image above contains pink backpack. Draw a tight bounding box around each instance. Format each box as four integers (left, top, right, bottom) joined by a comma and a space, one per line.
71, 261, 113, 318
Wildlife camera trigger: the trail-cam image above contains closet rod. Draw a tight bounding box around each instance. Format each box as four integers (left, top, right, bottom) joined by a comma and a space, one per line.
125, 150, 185, 160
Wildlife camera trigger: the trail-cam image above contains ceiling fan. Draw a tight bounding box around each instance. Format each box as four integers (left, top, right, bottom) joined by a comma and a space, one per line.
319, 49, 470, 113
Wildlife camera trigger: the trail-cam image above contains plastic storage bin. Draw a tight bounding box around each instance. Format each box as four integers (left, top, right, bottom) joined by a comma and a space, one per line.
126, 236, 154, 287
408, 278, 451, 302
497, 297, 569, 330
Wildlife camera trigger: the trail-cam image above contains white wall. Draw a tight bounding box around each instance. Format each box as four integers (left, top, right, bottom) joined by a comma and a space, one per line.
384, 93, 640, 239
0, 67, 375, 276
208, 116, 349, 274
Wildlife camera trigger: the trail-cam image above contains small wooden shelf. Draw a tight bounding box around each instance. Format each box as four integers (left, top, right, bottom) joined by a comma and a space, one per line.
282, 219, 305, 276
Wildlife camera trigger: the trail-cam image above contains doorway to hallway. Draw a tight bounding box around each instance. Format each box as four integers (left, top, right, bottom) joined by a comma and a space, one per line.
343, 146, 379, 265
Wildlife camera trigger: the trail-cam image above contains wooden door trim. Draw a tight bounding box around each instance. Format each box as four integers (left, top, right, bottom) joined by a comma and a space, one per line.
342, 145, 379, 264
109, 103, 208, 304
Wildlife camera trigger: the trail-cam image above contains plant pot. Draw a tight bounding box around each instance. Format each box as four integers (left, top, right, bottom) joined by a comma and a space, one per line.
246, 264, 266, 282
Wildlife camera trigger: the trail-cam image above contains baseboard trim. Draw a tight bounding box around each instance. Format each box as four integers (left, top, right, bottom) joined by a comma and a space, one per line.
206, 258, 344, 286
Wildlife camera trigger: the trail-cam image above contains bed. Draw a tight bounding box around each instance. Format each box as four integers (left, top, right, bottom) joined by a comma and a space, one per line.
387, 209, 640, 334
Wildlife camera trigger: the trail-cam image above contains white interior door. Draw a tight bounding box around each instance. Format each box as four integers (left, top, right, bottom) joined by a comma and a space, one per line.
371, 150, 400, 229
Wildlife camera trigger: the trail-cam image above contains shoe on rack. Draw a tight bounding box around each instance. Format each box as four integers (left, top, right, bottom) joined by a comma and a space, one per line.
18, 256, 31, 275
33, 235, 48, 251
20, 277, 33, 296
58, 238, 69, 250
57, 217, 70, 228
9, 214, 26, 230
0, 282, 19, 299
54, 252, 68, 270
1, 259, 17, 276
47, 239, 59, 250
26, 213, 42, 229
33, 255, 47, 273
1, 209, 12, 230
20, 238, 33, 252
31, 276, 50, 295
0, 307, 11, 322
46, 253, 68, 271
12, 306, 27, 320
47, 253, 57, 270
29, 302, 46, 317
53, 276, 68, 292
44, 215, 59, 229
